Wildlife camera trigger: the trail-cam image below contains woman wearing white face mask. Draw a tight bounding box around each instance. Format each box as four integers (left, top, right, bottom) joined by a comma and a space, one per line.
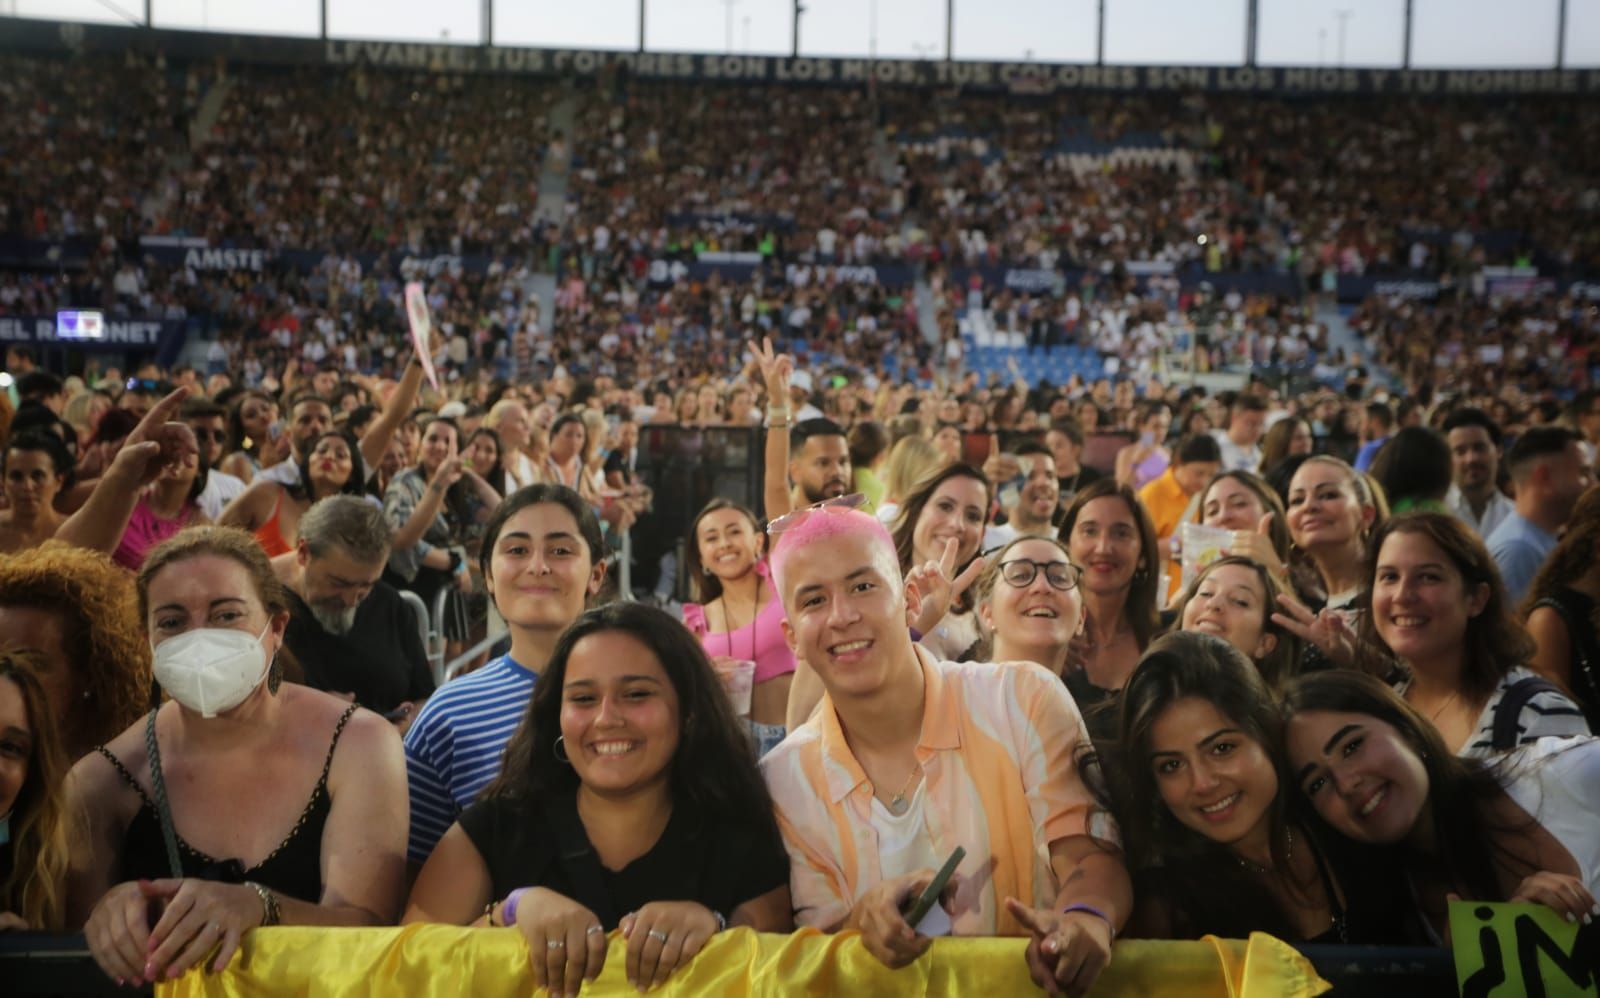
63, 526, 407, 987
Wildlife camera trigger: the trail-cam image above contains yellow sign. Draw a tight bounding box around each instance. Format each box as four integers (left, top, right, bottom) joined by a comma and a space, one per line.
1450, 900, 1599, 998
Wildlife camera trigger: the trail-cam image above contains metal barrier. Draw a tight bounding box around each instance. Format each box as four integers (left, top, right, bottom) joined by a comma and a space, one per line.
0, 933, 1461, 996
396, 589, 437, 685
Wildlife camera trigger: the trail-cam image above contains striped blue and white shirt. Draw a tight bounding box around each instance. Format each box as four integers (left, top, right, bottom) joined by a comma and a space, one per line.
403, 655, 537, 863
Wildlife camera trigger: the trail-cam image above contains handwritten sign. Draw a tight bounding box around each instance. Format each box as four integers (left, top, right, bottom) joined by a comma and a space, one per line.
1450, 900, 1598, 998
404, 282, 440, 392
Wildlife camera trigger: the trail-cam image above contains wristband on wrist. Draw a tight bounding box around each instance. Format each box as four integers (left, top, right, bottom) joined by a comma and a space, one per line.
245, 881, 281, 927
1060, 903, 1115, 941
766, 406, 792, 421
712, 909, 727, 932
501, 888, 528, 927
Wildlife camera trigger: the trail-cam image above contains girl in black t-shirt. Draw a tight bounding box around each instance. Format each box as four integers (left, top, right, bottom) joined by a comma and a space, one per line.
404, 602, 792, 995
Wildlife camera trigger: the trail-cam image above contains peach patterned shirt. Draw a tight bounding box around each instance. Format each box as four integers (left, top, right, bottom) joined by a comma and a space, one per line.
761, 646, 1097, 935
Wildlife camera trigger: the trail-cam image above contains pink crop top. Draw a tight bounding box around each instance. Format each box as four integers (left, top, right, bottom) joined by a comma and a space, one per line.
682, 561, 797, 684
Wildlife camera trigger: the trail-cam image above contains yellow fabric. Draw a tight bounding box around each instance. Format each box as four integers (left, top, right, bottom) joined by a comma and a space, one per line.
159, 926, 1329, 997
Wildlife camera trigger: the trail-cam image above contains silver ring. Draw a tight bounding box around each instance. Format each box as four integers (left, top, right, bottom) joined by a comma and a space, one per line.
586, 925, 604, 936
647, 929, 668, 943
546, 939, 566, 950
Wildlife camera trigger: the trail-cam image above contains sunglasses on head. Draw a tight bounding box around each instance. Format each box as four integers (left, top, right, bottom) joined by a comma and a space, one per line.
766, 493, 868, 536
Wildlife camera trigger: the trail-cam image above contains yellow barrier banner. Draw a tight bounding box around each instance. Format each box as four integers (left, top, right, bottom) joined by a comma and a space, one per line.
159, 925, 1330, 997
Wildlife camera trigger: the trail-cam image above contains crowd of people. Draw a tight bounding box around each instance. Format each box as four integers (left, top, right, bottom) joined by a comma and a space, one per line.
4, 308, 1600, 993
2, 42, 1600, 996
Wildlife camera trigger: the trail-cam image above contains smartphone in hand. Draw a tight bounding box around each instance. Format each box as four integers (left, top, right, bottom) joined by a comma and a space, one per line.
903, 846, 965, 929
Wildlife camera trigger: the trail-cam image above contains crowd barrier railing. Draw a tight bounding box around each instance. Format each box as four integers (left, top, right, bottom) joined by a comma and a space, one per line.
2, 926, 1463, 997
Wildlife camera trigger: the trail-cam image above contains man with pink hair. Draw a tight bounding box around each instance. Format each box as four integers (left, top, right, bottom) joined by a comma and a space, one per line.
762, 505, 1130, 994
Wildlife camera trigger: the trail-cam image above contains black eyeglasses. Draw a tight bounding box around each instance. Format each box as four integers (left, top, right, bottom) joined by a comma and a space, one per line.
998, 559, 1079, 592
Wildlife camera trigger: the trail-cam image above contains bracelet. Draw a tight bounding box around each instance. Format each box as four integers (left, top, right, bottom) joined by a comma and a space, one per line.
501, 888, 528, 928
245, 881, 281, 927
908, 626, 923, 642
1060, 903, 1115, 941
766, 406, 792, 422
713, 910, 727, 932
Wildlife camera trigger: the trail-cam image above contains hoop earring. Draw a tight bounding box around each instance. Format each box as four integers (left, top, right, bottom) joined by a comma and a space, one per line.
553, 735, 570, 764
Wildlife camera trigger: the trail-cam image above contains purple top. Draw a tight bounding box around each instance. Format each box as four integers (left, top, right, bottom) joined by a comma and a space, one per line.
682, 561, 796, 685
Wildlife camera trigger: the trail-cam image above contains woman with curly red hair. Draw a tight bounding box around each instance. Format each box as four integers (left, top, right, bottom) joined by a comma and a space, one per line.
0, 541, 152, 760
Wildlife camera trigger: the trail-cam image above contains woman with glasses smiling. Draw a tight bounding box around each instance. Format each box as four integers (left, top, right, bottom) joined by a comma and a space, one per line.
975, 535, 1085, 682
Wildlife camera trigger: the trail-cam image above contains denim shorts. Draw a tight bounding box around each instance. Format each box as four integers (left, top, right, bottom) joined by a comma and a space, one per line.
748, 719, 787, 759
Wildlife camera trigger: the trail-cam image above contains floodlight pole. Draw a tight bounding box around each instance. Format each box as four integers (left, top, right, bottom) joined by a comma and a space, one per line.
793, 1, 801, 57
1402, 0, 1412, 69
1096, 0, 1105, 65
1558, 0, 1568, 68
1245, 0, 1257, 65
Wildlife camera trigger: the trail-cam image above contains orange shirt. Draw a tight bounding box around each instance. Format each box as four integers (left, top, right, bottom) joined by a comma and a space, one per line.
1137, 466, 1193, 543
761, 647, 1096, 935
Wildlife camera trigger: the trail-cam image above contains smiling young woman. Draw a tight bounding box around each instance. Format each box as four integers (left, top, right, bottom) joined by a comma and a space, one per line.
1283, 670, 1600, 944
681, 499, 795, 756
890, 463, 992, 663
1100, 632, 1408, 945
403, 603, 791, 996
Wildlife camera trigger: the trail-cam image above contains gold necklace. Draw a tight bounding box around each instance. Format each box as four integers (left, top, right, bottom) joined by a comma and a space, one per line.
883, 765, 922, 817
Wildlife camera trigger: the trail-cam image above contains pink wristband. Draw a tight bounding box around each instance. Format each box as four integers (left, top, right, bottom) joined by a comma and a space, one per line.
501, 887, 528, 927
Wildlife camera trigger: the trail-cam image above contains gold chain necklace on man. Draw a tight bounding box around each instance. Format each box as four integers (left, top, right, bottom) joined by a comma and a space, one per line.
883, 765, 922, 816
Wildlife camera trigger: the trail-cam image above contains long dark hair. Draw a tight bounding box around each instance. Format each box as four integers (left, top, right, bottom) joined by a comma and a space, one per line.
466, 427, 508, 497
891, 462, 991, 615
1059, 478, 1162, 650
683, 498, 764, 604
225, 390, 273, 457
0, 650, 70, 930
1101, 632, 1313, 940
291, 430, 367, 502
1282, 670, 1528, 902
1358, 512, 1532, 704
484, 603, 782, 841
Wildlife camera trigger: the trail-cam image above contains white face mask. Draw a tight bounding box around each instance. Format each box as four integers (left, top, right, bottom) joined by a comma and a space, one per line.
151, 623, 273, 718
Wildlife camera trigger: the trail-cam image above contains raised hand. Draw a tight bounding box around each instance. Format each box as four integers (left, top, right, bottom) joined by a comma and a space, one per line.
1272, 593, 1358, 667
905, 537, 987, 639
752, 336, 793, 408
112, 387, 199, 489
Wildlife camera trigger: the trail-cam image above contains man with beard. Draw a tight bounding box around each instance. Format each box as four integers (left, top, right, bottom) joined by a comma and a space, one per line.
281, 495, 434, 724
259, 354, 425, 489
1442, 407, 1513, 539
768, 419, 857, 518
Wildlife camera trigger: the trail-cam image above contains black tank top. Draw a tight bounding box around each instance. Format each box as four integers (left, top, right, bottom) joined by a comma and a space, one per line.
95, 704, 358, 904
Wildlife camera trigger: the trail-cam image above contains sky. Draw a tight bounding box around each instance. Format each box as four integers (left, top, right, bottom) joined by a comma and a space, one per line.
5, 0, 1598, 67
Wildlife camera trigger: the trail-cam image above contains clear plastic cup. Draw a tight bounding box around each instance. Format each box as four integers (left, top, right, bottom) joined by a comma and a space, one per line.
713, 658, 757, 717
